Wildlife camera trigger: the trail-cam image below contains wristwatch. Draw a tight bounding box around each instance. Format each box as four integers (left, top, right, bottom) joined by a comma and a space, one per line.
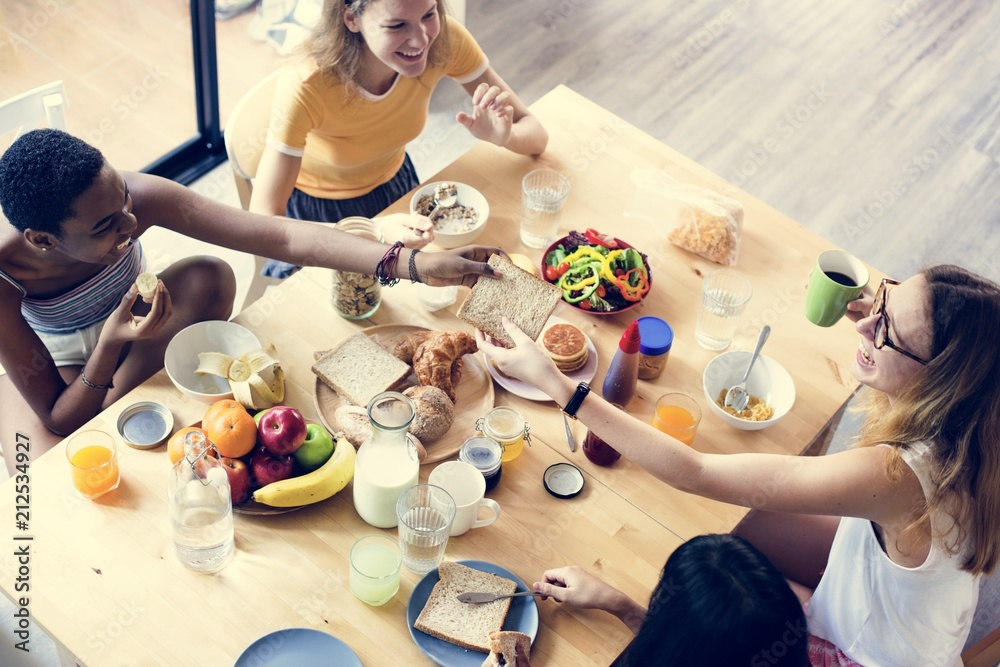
561, 382, 591, 419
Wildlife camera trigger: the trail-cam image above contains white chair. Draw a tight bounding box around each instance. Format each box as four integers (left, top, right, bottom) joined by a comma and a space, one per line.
223, 70, 283, 306
0, 81, 67, 137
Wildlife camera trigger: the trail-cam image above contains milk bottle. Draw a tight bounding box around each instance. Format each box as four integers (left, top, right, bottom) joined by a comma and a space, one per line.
353, 392, 418, 528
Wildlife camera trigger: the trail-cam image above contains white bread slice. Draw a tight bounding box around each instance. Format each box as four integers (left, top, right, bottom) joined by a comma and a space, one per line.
457, 255, 563, 348
413, 561, 518, 653
488, 631, 532, 666
311, 333, 411, 406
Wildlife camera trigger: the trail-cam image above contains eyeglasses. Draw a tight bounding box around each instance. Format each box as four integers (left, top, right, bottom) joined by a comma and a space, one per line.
872, 278, 929, 365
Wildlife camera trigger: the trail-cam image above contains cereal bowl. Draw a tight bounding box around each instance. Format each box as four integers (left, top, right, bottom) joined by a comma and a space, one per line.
409, 181, 489, 249
165, 321, 262, 402
702, 351, 795, 430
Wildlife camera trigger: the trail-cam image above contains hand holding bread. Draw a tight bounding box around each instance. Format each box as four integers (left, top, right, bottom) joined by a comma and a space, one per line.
477, 318, 560, 393
417, 245, 508, 288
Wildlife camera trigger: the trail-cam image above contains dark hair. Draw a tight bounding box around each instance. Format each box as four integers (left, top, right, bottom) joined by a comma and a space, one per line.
0, 128, 106, 237
613, 534, 809, 667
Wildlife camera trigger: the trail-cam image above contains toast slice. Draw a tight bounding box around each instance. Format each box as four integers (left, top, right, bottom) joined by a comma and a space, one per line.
488, 631, 532, 666
311, 333, 411, 406
457, 255, 562, 348
413, 561, 518, 653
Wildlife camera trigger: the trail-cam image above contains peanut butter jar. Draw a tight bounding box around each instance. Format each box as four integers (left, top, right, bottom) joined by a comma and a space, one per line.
637, 316, 674, 380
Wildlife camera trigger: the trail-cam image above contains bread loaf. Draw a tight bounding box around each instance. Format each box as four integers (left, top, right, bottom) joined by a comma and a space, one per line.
403, 385, 454, 443
311, 333, 411, 406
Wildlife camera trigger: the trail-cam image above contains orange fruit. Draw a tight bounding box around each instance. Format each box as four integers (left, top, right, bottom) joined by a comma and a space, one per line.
202, 399, 257, 458
167, 426, 208, 464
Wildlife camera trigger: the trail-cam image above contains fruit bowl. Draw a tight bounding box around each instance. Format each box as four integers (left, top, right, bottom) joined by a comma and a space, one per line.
701, 351, 795, 431
409, 181, 490, 249
165, 321, 262, 402
540, 232, 653, 316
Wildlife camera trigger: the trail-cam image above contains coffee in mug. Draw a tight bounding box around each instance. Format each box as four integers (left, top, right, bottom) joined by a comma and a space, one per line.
805, 250, 870, 327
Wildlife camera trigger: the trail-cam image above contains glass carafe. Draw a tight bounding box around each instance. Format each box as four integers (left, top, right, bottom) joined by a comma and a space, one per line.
167, 430, 234, 573
353, 392, 418, 528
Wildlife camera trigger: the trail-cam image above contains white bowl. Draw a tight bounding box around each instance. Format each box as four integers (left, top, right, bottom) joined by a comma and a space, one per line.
164, 321, 261, 403
702, 351, 795, 431
409, 181, 490, 249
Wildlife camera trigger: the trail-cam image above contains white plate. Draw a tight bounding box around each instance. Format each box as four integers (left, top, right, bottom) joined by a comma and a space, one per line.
484, 316, 598, 402
235, 628, 362, 666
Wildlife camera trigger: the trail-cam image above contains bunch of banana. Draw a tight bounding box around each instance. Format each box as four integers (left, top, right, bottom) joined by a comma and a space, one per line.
252, 437, 356, 507
195, 346, 285, 410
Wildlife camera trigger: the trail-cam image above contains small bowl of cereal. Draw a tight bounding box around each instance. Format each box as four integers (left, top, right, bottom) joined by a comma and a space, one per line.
702, 351, 795, 430
409, 181, 489, 249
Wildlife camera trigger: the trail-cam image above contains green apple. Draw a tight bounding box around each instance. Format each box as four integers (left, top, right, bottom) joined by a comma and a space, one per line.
294, 423, 335, 472
253, 409, 268, 427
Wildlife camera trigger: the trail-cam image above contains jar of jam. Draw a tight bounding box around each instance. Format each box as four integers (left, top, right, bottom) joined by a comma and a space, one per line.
636, 316, 674, 380
476, 407, 530, 462
583, 404, 625, 467
459, 436, 503, 491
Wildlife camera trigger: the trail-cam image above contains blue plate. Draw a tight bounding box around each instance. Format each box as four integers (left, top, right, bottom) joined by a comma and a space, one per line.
235, 627, 362, 666
407, 560, 540, 667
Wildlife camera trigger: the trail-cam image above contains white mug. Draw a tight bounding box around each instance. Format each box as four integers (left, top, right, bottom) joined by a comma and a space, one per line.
428, 461, 500, 537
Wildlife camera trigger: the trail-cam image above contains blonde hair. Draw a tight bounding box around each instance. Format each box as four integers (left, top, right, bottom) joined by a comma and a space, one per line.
855, 265, 1000, 575
306, 0, 452, 92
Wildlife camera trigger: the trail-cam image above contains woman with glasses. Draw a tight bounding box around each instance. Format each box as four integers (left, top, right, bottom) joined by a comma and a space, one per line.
478, 266, 1000, 667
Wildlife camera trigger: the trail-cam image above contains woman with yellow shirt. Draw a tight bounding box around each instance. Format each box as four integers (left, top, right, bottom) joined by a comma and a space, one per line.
251, 0, 549, 278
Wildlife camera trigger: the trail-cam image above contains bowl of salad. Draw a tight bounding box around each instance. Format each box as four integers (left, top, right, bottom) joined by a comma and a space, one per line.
540, 229, 652, 314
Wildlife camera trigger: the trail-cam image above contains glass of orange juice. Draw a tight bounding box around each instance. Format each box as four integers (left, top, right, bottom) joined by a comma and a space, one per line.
651, 393, 702, 446
65, 430, 120, 499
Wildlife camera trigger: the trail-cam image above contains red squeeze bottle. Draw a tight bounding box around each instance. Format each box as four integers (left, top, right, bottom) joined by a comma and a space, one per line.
601, 320, 642, 406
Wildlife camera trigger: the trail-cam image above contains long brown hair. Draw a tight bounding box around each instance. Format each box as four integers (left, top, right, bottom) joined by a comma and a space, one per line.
856, 265, 1000, 574
306, 0, 452, 90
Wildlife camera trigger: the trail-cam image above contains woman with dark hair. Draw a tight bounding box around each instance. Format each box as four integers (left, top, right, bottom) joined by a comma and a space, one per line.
479, 266, 1000, 666
250, 0, 548, 277
0, 129, 502, 470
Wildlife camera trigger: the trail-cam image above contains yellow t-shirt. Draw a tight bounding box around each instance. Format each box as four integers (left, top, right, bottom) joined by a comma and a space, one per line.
268, 16, 488, 200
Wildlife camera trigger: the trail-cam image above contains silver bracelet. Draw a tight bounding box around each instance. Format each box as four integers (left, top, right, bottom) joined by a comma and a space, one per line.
81, 371, 113, 391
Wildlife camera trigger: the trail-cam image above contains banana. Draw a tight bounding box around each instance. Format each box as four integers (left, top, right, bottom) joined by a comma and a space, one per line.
195, 345, 285, 410
252, 437, 356, 507
135, 272, 158, 300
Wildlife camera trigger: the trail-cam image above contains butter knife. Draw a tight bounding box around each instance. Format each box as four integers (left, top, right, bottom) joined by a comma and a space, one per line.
457, 591, 544, 604
562, 411, 577, 452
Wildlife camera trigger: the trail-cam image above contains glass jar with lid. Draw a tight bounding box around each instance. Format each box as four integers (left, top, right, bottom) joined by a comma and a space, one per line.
476, 407, 530, 463
332, 217, 383, 320
459, 436, 503, 491
636, 316, 674, 380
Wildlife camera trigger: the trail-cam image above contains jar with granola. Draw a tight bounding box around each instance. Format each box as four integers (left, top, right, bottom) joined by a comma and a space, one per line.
332, 217, 382, 320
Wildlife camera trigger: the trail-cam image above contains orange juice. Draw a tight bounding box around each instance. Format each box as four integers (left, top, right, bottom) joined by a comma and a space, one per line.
651, 396, 701, 446
66, 431, 120, 499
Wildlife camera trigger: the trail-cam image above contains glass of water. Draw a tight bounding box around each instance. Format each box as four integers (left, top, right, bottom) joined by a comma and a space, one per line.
695, 269, 753, 350
519, 169, 571, 249
396, 484, 456, 575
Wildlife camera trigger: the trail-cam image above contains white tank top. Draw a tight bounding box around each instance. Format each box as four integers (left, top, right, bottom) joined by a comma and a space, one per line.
806, 442, 979, 666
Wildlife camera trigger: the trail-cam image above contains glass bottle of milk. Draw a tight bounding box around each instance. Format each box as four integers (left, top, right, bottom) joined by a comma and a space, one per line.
353, 392, 418, 528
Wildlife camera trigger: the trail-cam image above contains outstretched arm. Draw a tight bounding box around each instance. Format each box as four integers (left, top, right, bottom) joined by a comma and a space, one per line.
533, 566, 646, 634
249, 147, 300, 218
459, 68, 547, 155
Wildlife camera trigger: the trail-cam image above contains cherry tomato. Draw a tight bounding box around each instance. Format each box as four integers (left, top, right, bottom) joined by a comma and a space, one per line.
596, 284, 606, 298
544, 265, 559, 281
557, 262, 570, 276
578, 298, 592, 310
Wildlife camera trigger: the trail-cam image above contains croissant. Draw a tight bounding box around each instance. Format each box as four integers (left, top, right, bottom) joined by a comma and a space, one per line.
412, 331, 478, 402
393, 331, 433, 364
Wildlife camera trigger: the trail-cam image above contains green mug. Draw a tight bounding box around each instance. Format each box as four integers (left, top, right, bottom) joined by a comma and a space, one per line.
804, 250, 870, 327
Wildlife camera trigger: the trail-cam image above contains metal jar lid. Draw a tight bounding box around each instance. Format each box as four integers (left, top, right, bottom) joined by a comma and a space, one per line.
543, 463, 584, 499
116, 401, 174, 450
459, 436, 503, 476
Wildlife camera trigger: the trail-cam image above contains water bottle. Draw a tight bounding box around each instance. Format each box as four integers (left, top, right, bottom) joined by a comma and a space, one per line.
167, 430, 234, 573
601, 320, 642, 407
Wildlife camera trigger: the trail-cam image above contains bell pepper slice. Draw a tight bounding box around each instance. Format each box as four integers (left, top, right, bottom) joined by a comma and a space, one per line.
563, 246, 607, 265
616, 268, 649, 301
584, 228, 619, 249
558, 261, 601, 291
564, 281, 600, 304
600, 249, 626, 283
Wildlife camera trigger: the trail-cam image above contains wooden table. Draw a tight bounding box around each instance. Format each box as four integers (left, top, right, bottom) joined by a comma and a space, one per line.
0, 86, 869, 666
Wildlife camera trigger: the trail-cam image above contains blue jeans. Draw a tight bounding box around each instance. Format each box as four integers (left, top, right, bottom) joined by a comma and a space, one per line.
261, 154, 421, 279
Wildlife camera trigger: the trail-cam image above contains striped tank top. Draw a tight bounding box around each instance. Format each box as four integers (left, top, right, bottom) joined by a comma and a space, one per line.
0, 240, 146, 335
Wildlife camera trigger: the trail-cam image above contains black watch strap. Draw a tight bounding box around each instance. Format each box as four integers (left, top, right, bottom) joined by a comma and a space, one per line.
562, 382, 591, 419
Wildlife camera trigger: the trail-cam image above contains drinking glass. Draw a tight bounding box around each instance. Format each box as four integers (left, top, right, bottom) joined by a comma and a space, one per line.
519, 169, 570, 249
396, 484, 456, 575
350, 535, 402, 606
695, 269, 753, 350
651, 393, 702, 446
65, 430, 120, 499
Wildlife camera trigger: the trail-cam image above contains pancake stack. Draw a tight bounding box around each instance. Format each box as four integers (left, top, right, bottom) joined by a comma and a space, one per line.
541, 323, 589, 374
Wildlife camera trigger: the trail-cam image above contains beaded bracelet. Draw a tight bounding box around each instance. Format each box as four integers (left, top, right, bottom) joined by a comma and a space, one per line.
374, 241, 404, 287
408, 248, 421, 284
81, 371, 114, 391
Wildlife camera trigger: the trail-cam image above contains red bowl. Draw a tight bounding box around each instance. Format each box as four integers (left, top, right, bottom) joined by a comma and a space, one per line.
540, 234, 653, 316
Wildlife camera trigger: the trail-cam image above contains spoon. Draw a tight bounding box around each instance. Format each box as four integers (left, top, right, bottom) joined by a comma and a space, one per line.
561, 411, 577, 452
724, 325, 771, 412
433, 182, 458, 209
457, 590, 545, 605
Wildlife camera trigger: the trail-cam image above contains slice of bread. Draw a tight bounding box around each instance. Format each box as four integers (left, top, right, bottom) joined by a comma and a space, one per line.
488, 630, 532, 666
413, 561, 518, 653
457, 255, 563, 348
311, 333, 411, 406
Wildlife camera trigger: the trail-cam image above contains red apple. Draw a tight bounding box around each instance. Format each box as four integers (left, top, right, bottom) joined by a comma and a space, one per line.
220, 456, 252, 505
250, 447, 295, 487
258, 406, 308, 456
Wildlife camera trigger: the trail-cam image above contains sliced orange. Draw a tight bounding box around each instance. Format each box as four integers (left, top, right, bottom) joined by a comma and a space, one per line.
202, 399, 257, 458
